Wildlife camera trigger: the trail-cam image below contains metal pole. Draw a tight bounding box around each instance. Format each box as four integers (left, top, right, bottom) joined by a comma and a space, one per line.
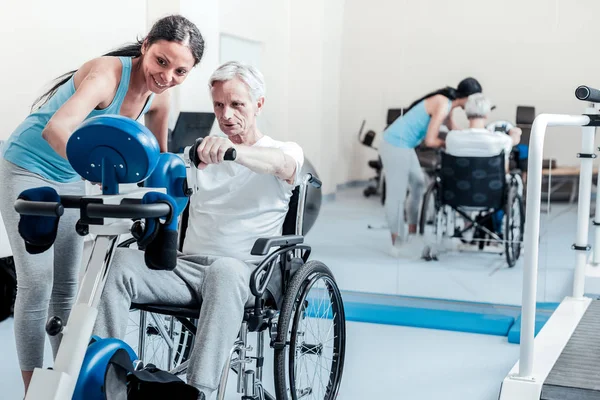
518, 114, 590, 378
573, 107, 597, 297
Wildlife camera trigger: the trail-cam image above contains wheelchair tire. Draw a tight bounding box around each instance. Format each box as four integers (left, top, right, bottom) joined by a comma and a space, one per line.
274, 260, 346, 400
504, 184, 524, 268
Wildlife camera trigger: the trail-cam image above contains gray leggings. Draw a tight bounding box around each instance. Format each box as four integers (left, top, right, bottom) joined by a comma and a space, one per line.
93, 248, 253, 397
379, 141, 426, 240
0, 158, 85, 371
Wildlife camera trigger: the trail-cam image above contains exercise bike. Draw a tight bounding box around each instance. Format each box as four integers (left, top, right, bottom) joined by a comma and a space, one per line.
15, 115, 221, 400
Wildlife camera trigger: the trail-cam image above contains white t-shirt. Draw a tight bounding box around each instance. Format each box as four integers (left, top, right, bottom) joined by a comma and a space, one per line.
182, 135, 304, 261
445, 128, 513, 159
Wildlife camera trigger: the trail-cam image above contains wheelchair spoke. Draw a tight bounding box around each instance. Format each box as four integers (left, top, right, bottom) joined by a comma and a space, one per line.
294, 292, 337, 399
277, 262, 345, 400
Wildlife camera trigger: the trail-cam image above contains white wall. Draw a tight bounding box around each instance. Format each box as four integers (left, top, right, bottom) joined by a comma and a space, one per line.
5, 1, 594, 189
220, 0, 345, 194
220, 0, 291, 144
0, 1, 147, 140
339, 0, 600, 181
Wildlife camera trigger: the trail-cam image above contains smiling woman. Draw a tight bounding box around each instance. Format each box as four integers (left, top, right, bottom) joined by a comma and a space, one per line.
0, 14, 205, 396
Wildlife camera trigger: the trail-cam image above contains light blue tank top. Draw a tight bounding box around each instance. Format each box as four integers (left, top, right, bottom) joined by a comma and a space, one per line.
1, 57, 155, 183
383, 99, 452, 148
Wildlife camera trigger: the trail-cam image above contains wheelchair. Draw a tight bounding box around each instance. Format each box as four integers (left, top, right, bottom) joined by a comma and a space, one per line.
120, 161, 346, 399
419, 151, 525, 268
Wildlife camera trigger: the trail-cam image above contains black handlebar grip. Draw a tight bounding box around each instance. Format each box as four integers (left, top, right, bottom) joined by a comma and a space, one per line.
86, 203, 171, 219
14, 199, 64, 217
308, 174, 322, 189
224, 148, 236, 161
189, 138, 237, 167
575, 85, 600, 103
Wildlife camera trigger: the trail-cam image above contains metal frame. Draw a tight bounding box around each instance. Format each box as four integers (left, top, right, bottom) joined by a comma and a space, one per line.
26, 222, 126, 399
421, 168, 525, 264
499, 105, 598, 399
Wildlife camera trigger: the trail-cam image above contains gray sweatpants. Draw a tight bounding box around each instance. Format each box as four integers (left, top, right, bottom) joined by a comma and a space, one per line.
0, 158, 85, 371
93, 248, 253, 397
379, 141, 426, 241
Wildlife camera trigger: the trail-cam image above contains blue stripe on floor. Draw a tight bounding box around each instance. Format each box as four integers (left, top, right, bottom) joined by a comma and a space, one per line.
343, 302, 515, 336
306, 292, 561, 341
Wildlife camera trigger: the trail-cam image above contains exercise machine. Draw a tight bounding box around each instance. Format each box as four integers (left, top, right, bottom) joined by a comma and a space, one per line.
16, 115, 202, 400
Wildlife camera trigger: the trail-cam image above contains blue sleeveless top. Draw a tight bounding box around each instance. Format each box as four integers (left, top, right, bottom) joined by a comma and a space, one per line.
2, 57, 155, 183
383, 99, 452, 148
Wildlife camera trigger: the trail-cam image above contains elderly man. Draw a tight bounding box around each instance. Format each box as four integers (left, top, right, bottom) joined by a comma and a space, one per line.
445, 93, 521, 169
93, 61, 304, 400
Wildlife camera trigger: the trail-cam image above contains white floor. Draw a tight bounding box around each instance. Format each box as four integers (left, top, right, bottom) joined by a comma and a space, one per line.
0, 185, 584, 399
0, 316, 520, 400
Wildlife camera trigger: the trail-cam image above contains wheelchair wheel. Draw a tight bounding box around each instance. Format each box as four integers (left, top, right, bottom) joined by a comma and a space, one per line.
504, 185, 524, 268
274, 260, 346, 400
125, 310, 194, 373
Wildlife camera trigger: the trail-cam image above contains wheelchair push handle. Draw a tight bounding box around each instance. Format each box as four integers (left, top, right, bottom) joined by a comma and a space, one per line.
15, 196, 172, 220
575, 85, 600, 103
306, 173, 322, 189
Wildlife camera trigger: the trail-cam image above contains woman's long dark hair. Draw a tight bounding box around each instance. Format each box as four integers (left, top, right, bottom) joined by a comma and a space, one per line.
404, 77, 482, 113
31, 15, 204, 111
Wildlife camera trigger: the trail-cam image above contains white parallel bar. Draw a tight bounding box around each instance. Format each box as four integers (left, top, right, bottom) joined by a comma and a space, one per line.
593, 164, 600, 265
573, 108, 597, 298
518, 114, 590, 379
499, 297, 592, 400
592, 105, 600, 266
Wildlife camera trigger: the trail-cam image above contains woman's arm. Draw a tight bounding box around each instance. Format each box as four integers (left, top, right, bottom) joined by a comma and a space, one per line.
423, 96, 450, 148
446, 113, 460, 131
508, 127, 522, 146
42, 59, 118, 159
144, 91, 171, 152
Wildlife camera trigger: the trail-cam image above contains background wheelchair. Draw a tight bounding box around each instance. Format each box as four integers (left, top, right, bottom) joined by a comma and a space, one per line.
120, 169, 346, 399
419, 151, 525, 268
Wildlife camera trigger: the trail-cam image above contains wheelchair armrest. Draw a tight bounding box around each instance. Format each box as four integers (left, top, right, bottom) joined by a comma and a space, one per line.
250, 241, 312, 298
251, 235, 304, 256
